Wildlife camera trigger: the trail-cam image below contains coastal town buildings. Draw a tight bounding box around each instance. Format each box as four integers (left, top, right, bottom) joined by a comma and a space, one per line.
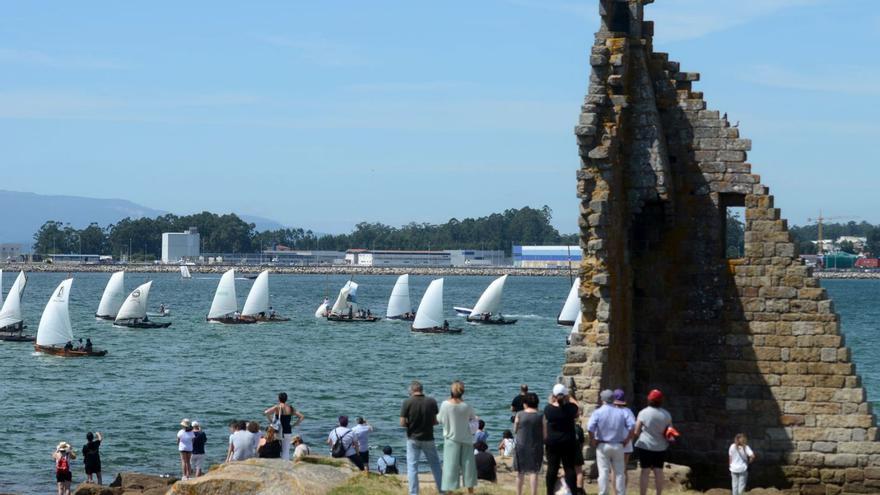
344, 249, 452, 267
0, 243, 22, 261
513, 245, 581, 268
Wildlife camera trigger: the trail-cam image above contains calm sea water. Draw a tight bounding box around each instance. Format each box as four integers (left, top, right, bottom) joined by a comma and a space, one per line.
0, 272, 572, 493
0, 274, 877, 493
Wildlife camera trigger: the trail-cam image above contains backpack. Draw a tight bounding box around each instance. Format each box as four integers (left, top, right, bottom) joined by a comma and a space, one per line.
385, 456, 400, 474
331, 428, 350, 458
56, 454, 70, 473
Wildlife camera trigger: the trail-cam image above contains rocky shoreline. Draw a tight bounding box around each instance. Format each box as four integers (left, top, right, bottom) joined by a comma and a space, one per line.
1, 262, 572, 277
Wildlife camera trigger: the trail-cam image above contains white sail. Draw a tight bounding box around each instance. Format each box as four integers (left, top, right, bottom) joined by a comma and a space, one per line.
314, 300, 329, 318
241, 270, 270, 316
413, 278, 445, 330
469, 275, 508, 317
570, 307, 583, 338
36, 278, 75, 346
0, 271, 27, 328
115, 281, 152, 322
0, 269, 3, 307
180, 265, 192, 279
386, 274, 411, 318
96, 271, 126, 318
557, 277, 581, 325
208, 269, 238, 318
330, 281, 358, 315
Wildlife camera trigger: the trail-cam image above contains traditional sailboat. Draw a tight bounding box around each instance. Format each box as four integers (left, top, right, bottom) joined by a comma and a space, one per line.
95, 271, 125, 320
557, 277, 581, 326
180, 265, 192, 279
206, 269, 254, 324
327, 281, 380, 322
34, 279, 106, 356
241, 270, 289, 322
0, 271, 31, 341
411, 279, 461, 334
314, 299, 330, 318
386, 274, 414, 320
459, 275, 517, 324
114, 281, 172, 329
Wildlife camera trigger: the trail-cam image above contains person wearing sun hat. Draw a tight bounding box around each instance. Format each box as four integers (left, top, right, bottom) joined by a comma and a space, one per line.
53, 441, 76, 495
634, 389, 673, 495
544, 383, 581, 495
177, 418, 196, 480
587, 389, 635, 495
611, 389, 636, 490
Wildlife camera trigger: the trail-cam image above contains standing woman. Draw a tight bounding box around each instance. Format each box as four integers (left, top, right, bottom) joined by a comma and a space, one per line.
177, 418, 195, 480
53, 442, 76, 495
265, 392, 304, 461
634, 389, 673, 495
514, 392, 543, 495
543, 384, 580, 495
82, 432, 103, 485
729, 433, 755, 495
437, 380, 478, 494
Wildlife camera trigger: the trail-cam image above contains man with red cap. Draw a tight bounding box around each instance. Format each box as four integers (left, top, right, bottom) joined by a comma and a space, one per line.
634, 389, 673, 495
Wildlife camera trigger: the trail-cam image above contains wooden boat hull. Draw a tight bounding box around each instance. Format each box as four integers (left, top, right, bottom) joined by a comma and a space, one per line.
411, 326, 462, 334
34, 345, 107, 357
326, 314, 381, 323
466, 318, 518, 325
0, 334, 35, 342
206, 317, 257, 325
243, 316, 291, 323
114, 321, 172, 329
387, 315, 416, 321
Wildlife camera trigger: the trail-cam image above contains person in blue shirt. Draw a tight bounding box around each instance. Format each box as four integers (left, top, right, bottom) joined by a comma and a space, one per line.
587, 389, 636, 495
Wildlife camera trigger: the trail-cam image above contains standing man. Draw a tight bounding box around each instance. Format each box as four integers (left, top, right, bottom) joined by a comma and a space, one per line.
634, 389, 673, 495
587, 389, 635, 495
351, 417, 374, 471
400, 380, 443, 495
510, 384, 528, 422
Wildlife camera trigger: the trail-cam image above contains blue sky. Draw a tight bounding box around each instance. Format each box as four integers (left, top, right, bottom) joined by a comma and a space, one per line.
1, 0, 877, 233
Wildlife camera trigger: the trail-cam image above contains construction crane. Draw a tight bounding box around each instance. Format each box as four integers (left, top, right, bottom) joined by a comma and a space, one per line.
806, 211, 857, 256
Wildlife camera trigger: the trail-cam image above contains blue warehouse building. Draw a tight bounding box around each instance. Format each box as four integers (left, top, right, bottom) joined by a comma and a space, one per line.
513, 245, 582, 268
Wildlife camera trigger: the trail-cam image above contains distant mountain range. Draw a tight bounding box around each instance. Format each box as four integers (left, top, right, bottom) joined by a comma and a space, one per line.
0, 190, 287, 250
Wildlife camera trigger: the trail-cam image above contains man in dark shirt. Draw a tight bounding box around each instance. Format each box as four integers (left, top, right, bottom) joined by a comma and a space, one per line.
474, 441, 497, 483
510, 384, 528, 422
399, 380, 442, 495
544, 383, 581, 495
191, 421, 207, 477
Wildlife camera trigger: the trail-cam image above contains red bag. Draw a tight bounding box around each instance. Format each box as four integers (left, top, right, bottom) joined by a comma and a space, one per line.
665, 426, 680, 443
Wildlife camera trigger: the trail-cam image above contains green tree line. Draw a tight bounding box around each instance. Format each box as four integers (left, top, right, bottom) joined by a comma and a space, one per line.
789, 221, 880, 256
32, 206, 579, 259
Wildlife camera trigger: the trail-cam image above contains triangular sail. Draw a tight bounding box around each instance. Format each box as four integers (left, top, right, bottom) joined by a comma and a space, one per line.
208, 269, 238, 318
470, 275, 508, 317
36, 278, 74, 346
180, 265, 192, 279
241, 270, 270, 316
386, 274, 411, 318
0, 271, 27, 328
413, 278, 444, 330
570, 306, 583, 339
115, 281, 152, 322
0, 269, 3, 307
330, 281, 358, 315
315, 300, 329, 317
96, 271, 126, 318
557, 277, 581, 325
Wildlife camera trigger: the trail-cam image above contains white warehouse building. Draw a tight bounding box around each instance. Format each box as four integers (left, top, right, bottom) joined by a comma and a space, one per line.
161, 227, 200, 263
345, 249, 451, 267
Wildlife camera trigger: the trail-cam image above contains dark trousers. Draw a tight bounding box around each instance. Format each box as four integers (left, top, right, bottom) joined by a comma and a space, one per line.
546, 443, 578, 495
348, 453, 366, 471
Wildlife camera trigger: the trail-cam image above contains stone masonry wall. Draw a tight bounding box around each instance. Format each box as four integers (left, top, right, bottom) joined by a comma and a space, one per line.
564, 1, 879, 493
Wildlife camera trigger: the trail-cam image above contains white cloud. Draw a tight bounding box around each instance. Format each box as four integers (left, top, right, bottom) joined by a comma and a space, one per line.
0, 48, 126, 69
255, 35, 370, 67
742, 64, 880, 95
649, 0, 829, 42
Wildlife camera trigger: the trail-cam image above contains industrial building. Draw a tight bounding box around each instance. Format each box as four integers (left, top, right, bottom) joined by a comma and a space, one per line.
0, 243, 22, 261
345, 249, 452, 267
444, 249, 507, 267
262, 249, 345, 266
513, 245, 581, 268
161, 227, 200, 263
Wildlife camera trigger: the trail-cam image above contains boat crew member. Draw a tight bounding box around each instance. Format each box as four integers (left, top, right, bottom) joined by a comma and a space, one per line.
85, 339, 93, 353
64, 341, 74, 351
367, 309, 372, 318
348, 307, 354, 319
443, 320, 449, 330
269, 307, 276, 319
159, 303, 165, 314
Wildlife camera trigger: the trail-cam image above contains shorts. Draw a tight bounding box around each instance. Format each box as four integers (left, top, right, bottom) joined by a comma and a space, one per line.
359, 450, 370, 467
56, 470, 72, 483
192, 454, 206, 471
574, 443, 584, 464
636, 447, 666, 469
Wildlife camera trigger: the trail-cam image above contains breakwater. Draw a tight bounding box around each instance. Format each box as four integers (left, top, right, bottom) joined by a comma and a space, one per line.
1, 262, 571, 277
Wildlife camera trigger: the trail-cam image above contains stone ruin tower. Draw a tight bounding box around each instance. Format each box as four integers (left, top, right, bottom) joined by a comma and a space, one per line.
566, 0, 880, 491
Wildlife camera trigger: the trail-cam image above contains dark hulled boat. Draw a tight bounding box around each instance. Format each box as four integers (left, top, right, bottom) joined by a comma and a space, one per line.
34, 344, 107, 357
115, 320, 172, 329
206, 316, 257, 325
410, 325, 462, 334
467, 316, 518, 325
327, 314, 381, 323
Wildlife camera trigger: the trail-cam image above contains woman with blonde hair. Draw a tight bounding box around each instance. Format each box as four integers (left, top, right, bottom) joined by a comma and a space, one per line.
258, 425, 282, 458
437, 380, 478, 493
728, 433, 756, 495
